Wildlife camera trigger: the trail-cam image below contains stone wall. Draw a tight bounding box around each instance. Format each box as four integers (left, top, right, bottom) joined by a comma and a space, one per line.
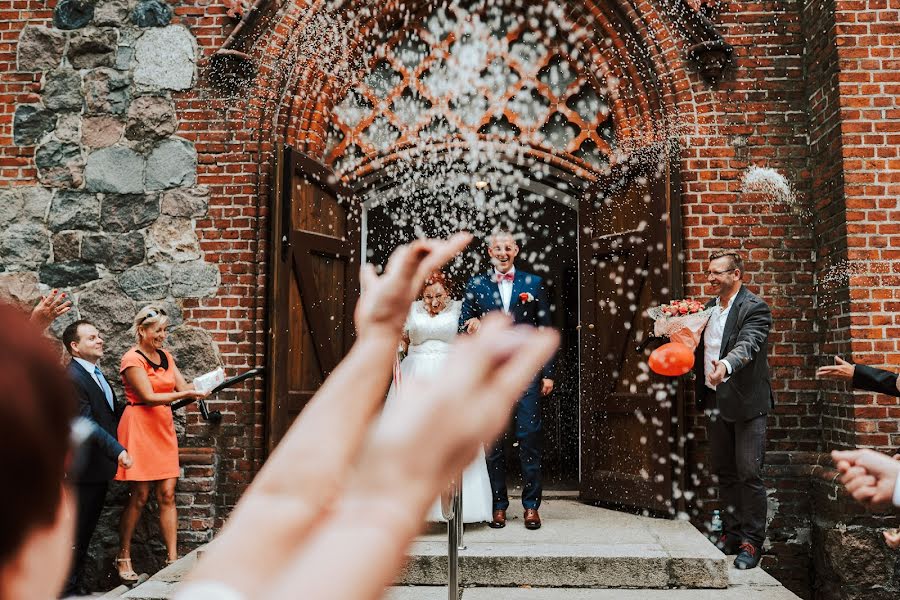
1, 0, 226, 589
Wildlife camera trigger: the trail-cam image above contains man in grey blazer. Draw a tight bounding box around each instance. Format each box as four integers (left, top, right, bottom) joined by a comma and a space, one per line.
693, 250, 773, 570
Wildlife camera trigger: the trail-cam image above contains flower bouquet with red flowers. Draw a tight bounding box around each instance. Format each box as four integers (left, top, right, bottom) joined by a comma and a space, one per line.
646, 299, 713, 376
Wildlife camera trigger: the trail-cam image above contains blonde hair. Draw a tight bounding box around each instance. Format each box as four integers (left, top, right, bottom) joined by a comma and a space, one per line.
132, 305, 170, 343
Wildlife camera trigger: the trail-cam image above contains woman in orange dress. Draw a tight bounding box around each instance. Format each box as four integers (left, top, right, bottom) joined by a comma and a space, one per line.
114, 305, 206, 581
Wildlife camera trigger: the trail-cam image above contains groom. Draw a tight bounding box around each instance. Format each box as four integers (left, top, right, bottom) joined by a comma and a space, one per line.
460, 230, 555, 530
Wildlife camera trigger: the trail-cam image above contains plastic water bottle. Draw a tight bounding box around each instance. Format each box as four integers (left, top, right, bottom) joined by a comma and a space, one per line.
711, 510, 723, 534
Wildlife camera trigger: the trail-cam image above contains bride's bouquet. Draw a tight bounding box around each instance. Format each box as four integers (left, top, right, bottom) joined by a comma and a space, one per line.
646, 299, 714, 376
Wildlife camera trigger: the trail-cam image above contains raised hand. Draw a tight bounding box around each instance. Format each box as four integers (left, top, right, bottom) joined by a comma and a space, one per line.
260, 314, 559, 599
354, 232, 472, 337
816, 356, 855, 381
188, 234, 474, 596
29, 289, 72, 330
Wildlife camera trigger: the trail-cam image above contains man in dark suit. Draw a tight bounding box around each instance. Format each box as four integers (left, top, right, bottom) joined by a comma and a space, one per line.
694, 250, 773, 570
62, 320, 132, 596
460, 231, 556, 530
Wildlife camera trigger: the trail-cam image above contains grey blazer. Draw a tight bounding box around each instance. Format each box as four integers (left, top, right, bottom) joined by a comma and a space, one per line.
694, 285, 775, 421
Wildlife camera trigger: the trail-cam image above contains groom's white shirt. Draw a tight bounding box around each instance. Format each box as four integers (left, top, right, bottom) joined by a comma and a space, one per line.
494, 267, 516, 313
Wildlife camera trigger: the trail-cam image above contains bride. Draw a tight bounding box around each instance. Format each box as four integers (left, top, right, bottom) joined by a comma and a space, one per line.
385, 271, 493, 524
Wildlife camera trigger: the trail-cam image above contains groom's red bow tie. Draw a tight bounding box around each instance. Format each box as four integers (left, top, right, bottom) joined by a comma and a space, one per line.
495, 272, 514, 282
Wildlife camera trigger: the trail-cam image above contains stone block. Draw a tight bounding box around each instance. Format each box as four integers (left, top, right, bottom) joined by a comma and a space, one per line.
119, 264, 169, 300
170, 261, 218, 298
0, 186, 52, 224
43, 69, 83, 111
82, 232, 145, 271
0, 272, 42, 309
17, 26, 67, 71
84, 68, 130, 115
131, 0, 173, 27
40, 261, 100, 288
77, 278, 136, 335
147, 216, 200, 262
160, 186, 209, 217
49, 190, 101, 232
134, 26, 196, 91
67, 27, 118, 70
14, 105, 56, 146
82, 114, 125, 148
94, 0, 129, 26
145, 138, 197, 190
101, 193, 160, 232
53, 0, 94, 30
52, 231, 82, 262
55, 113, 82, 144
84, 146, 145, 194
35, 141, 84, 188
126, 95, 176, 142
166, 325, 221, 379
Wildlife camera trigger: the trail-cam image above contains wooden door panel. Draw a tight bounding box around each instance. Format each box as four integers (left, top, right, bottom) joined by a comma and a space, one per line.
579, 158, 678, 513
268, 147, 360, 451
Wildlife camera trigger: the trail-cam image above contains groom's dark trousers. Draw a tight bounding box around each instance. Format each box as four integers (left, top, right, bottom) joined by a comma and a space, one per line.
487, 377, 542, 510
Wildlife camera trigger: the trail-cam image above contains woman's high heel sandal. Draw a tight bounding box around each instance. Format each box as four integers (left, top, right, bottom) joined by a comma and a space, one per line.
116, 557, 140, 583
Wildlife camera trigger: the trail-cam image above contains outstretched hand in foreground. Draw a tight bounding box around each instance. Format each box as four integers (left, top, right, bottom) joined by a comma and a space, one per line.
831, 448, 900, 510
187, 233, 560, 600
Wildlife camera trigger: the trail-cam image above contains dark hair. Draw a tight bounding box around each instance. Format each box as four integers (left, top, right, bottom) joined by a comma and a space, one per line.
62, 319, 94, 356
0, 303, 77, 564
709, 250, 744, 273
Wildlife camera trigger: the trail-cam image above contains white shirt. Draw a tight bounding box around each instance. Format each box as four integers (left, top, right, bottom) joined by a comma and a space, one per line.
74, 357, 114, 410
494, 267, 516, 313
703, 295, 735, 390
894, 477, 900, 508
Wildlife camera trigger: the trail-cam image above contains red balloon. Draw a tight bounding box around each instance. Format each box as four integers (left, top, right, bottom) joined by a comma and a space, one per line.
648, 342, 695, 376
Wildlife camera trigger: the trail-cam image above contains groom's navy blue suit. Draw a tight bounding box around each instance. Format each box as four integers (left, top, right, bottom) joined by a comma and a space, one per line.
460, 270, 555, 510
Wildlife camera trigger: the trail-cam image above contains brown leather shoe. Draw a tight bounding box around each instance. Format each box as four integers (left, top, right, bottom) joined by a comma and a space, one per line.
524, 508, 541, 530
489, 509, 506, 529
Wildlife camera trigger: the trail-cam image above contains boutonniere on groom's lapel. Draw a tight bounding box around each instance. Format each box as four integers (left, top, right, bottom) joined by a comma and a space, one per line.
519, 292, 535, 303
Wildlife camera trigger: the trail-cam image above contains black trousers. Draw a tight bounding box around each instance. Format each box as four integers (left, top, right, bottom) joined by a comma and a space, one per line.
486, 379, 542, 510
64, 481, 109, 595
709, 412, 768, 547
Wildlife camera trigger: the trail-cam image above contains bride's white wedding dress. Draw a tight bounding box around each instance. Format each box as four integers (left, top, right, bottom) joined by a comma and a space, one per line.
384, 299, 493, 524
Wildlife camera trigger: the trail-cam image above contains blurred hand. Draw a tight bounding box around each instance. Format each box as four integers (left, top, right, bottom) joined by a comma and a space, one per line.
541, 378, 554, 396
118, 450, 133, 469
884, 528, 900, 549
464, 317, 481, 334
29, 289, 72, 330
816, 356, 855, 381
354, 233, 472, 337
832, 448, 900, 509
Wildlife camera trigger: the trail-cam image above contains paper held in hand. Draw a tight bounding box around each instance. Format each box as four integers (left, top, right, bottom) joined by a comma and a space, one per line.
193, 367, 225, 394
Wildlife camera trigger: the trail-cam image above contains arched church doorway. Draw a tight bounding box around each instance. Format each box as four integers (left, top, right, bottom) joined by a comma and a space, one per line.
266, 0, 684, 514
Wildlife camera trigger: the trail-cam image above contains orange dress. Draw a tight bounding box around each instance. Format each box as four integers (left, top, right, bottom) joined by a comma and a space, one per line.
115, 348, 180, 481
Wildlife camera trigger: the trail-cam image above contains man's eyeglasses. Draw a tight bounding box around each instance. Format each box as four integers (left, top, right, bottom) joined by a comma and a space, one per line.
706, 268, 736, 277
139, 308, 167, 324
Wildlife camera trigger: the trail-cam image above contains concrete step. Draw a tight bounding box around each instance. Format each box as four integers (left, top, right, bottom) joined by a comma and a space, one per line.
397, 500, 728, 589
389, 564, 800, 598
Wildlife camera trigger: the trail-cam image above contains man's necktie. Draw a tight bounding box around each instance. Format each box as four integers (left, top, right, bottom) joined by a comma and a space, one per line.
496, 272, 514, 282
94, 366, 114, 411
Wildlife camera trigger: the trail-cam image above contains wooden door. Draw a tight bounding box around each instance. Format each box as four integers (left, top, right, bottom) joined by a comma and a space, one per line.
579, 155, 683, 513
266, 146, 360, 452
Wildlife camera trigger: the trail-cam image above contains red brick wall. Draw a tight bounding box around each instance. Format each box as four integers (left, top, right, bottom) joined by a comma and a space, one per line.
5, 0, 900, 597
